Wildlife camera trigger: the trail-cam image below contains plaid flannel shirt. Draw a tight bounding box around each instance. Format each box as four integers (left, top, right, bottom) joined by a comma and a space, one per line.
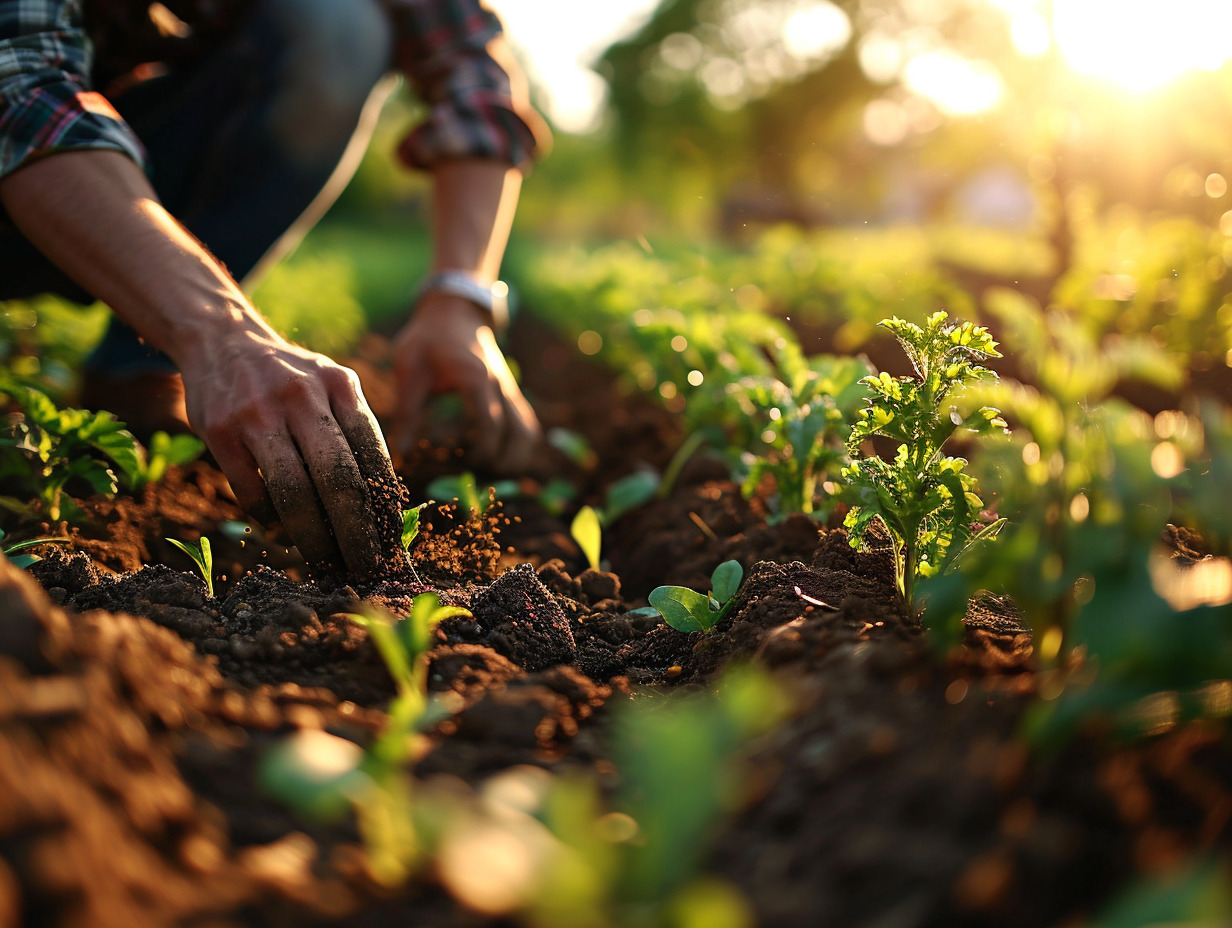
0, 0, 546, 182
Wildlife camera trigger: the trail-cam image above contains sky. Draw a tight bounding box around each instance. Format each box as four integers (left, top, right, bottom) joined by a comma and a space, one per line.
486, 0, 662, 133
487, 0, 1232, 134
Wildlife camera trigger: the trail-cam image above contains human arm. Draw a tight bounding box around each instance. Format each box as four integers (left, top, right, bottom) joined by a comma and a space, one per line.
390, 157, 540, 470
0, 150, 404, 575
384, 2, 550, 471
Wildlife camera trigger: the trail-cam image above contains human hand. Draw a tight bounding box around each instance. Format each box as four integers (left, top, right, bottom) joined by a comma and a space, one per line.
180, 330, 407, 577
390, 292, 541, 472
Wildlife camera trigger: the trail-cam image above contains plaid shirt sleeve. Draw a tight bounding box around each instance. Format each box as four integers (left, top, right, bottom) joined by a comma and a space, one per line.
384, 0, 549, 171
0, 0, 146, 181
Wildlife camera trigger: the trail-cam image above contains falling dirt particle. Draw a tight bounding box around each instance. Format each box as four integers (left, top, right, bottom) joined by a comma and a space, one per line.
945, 679, 970, 705
179, 834, 224, 875
241, 833, 317, 892
953, 848, 1014, 911
999, 799, 1036, 839
867, 726, 898, 755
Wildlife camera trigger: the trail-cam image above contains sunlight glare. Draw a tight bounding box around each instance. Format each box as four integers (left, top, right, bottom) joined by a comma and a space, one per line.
1052, 0, 1232, 91
903, 50, 1003, 115
783, 1, 852, 62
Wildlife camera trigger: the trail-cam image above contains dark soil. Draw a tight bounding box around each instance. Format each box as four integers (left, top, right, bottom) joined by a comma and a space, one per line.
2, 314, 1231, 927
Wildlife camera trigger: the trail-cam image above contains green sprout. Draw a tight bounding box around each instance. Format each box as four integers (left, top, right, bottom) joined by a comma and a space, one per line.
727, 355, 871, 520
401, 504, 425, 550
0, 527, 71, 568
647, 559, 744, 634
262, 592, 474, 885
571, 505, 603, 571
167, 536, 214, 597
425, 471, 519, 515
131, 430, 206, 489
840, 312, 1007, 610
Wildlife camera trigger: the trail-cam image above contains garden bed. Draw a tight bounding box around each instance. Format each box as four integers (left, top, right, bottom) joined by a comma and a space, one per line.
2, 313, 1230, 928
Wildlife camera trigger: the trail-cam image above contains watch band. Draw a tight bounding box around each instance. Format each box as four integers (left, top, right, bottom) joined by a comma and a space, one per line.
414, 270, 510, 332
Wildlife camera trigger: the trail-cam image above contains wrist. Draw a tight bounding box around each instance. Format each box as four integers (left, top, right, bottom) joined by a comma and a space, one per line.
413, 270, 509, 333
171, 298, 280, 379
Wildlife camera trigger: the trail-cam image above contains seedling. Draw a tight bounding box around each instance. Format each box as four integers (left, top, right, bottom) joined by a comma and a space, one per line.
728, 354, 871, 519
130, 430, 205, 489
349, 594, 472, 879
841, 312, 1007, 610
263, 593, 473, 884
425, 471, 519, 515
647, 559, 743, 633
401, 504, 425, 550
0, 527, 71, 568
547, 427, 598, 471
571, 505, 602, 571
167, 536, 214, 597
352, 593, 471, 711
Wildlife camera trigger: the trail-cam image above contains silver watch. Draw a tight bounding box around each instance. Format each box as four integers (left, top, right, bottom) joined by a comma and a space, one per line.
414, 270, 510, 332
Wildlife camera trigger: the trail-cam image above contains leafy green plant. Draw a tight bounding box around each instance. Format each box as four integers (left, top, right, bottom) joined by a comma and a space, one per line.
129, 430, 205, 489
0, 381, 143, 522
841, 312, 1007, 610
647, 559, 743, 634
728, 354, 871, 520
917, 292, 1232, 745
167, 536, 214, 597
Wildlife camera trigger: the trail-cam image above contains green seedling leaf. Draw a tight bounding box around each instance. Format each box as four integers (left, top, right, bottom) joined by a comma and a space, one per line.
401, 505, 425, 551
136, 431, 206, 487
402, 592, 471, 660
258, 729, 369, 822
649, 585, 717, 633
167, 536, 214, 598
425, 472, 518, 514
626, 606, 662, 619
571, 505, 603, 571
351, 610, 413, 691
659, 431, 706, 500
537, 477, 577, 516
0, 534, 71, 569
710, 560, 743, 604
603, 469, 660, 523
547, 427, 598, 470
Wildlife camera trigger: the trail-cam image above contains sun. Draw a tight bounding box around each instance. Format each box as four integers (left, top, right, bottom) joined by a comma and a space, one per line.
1044, 0, 1232, 92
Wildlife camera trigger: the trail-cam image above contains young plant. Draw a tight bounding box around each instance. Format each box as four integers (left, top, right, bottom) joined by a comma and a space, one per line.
0, 381, 143, 522
401, 504, 426, 550
841, 312, 1007, 610
425, 471, 519, 515
647, 559, 743, 633
919, 292, 1232, 746
728, 354, 871, 520
571, 504, 602, 571
262, 592, 473, 884
522, 665, 789, 927
167, 536, 214, 597
0, 527, 71, 568
129, 430, 206, 489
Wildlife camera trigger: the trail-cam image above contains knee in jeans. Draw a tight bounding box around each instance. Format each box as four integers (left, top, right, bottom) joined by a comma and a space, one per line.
264, 0, 393, 134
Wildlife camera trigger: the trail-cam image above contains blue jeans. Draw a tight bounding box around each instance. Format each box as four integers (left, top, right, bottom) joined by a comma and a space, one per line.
0, 0, 394, 375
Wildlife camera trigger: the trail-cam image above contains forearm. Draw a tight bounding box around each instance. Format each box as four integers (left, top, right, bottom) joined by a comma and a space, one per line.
429, 158, 522, 282
0, 150, 276, 374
